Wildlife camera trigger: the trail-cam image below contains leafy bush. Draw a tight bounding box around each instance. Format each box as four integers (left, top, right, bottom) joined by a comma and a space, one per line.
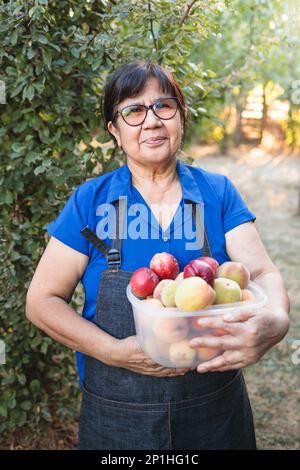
0, 0, 226, 435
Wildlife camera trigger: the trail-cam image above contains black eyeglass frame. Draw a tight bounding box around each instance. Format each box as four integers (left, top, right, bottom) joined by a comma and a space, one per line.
112, 97, 180, 127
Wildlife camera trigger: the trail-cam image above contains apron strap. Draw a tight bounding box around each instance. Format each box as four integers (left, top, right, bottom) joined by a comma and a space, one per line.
80, 226, 111, 256
191, 202, 212, 258
111, 197, 126, 267
80, 197, 126, 269
80, 226, 121, 268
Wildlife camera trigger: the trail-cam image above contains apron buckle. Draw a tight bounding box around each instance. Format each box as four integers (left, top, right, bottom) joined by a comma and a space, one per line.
106, 248, 121, 267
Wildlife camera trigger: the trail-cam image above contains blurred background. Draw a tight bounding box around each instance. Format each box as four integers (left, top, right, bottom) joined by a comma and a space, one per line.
0, 0, 299, 449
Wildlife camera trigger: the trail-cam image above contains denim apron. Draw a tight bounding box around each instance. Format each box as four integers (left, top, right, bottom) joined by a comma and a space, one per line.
78, 198, 256, 450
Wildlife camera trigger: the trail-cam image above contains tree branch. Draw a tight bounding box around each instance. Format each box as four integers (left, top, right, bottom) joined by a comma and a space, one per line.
148, 1, 158, 51
179, 0, 198, 27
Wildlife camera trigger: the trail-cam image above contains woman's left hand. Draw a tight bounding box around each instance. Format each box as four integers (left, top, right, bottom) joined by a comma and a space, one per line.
189, 307, 289, 373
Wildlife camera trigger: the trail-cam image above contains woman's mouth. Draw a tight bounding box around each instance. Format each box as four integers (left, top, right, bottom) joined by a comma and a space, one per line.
143, 138, 167, 146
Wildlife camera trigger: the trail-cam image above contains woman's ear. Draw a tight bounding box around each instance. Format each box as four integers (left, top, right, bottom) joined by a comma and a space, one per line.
107, 121, 122, 147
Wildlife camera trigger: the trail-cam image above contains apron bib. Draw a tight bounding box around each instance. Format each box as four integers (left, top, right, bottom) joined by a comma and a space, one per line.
78, 199, 256, 450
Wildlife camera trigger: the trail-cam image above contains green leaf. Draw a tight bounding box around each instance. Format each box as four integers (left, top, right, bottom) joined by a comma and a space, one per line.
17, 374, 27, 386
27, 48, 36, 60
8, 397, 17, 410
34, 165, 46, 175
43, 49, 52, 69
49, 43, 61, 52
71, 48, 80, 58
31, 335, 42, 347
38, 35, 48, 45
0, 405, 8, 418
11, 143, 26, 153
194, 82, 206, 92
0, 23, 9, 33
82, 23, 90, 35
5, 67, 16, 76
11, 82, 26, 99
20, 401, 32, 411
41, 342, 48, 354
1, 191, 14, 204
10, 31, 18, 46
92, 57, 102, 71
23, 85, 35, 101
29, 380, 41, 393
189, 106, 199, 117
29, 6, 39, 18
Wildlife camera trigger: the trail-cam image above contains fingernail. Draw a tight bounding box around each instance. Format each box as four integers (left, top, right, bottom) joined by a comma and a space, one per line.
197, 366, 208, 373
224, 314, 234, 321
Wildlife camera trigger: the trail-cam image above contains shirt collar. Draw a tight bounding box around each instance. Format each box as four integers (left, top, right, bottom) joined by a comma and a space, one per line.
106, 158, 204, 205
106, 164, 133, 204
176, 159, 204, 204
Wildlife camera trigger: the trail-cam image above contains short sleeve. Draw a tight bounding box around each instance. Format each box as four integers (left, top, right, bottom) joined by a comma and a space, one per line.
222, 177, 256, 233
46, 187, 89, 255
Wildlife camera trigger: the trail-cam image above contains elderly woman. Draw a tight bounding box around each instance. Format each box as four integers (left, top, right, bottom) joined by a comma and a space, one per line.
26, 61, 290, 450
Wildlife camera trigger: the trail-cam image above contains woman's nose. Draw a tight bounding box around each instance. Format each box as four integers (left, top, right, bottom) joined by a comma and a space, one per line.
142, 108, 163, 128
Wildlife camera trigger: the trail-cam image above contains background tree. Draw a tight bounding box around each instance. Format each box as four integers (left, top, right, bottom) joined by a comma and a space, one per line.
0, 0, 228, 434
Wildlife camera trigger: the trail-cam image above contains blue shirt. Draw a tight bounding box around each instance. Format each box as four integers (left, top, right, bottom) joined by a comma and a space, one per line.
46, 159, 256, 387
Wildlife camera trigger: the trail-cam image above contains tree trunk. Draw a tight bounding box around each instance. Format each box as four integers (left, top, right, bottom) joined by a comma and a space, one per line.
288, 105, 297, 150
259, 82, 268, 144
234, 99, 244, 146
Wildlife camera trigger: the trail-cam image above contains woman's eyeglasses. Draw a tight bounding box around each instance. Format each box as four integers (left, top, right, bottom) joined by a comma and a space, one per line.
113, 97, 179, 127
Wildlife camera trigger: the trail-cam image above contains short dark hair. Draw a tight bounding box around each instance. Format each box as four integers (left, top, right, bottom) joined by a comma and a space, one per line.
102, 60, 188, 143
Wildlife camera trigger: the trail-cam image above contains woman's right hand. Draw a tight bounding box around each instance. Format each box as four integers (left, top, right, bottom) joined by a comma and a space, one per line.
112, 335, 193, 377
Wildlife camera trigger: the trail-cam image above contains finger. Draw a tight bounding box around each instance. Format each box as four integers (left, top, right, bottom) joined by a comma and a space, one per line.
167, 367, 192, 375
189, 335, 239, 351
196, 351, 242, 373
192, 315, 241, 334
223, 310, 256, 323
172, 368, 192, 374
194, 316, 257, 338
209, 363, 244, 372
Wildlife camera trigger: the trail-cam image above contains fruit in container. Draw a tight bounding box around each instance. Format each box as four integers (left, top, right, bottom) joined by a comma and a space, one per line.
217, 261, 250, 289
213, 278, 242, 304
197, 347, 221, 361
130, 267, 160, 299
153, 279, 173, 302
190, 315, 204, 331
128, 255, 266, 369
175, 272, 184, 282
241, 288, 255, 301
152, 316, 189, 343
150, 252, 179, 280
175, 277, 216, 312
137, 298, 163, 329
169, 340, 197, 367
144, 336, 170, 362
197, 256, 219, 275
161, 280, 178, 307
183, 259, 215, 286
141, 298, 163, 308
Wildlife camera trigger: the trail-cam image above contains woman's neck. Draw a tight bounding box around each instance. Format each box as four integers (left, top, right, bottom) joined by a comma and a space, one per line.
127, 157, 178, 197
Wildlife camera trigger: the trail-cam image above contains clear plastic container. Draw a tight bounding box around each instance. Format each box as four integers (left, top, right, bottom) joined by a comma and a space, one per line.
126, 281, 267, 368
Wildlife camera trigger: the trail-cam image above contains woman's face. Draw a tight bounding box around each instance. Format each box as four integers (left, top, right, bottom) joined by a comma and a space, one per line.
107, 77, 185, 166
